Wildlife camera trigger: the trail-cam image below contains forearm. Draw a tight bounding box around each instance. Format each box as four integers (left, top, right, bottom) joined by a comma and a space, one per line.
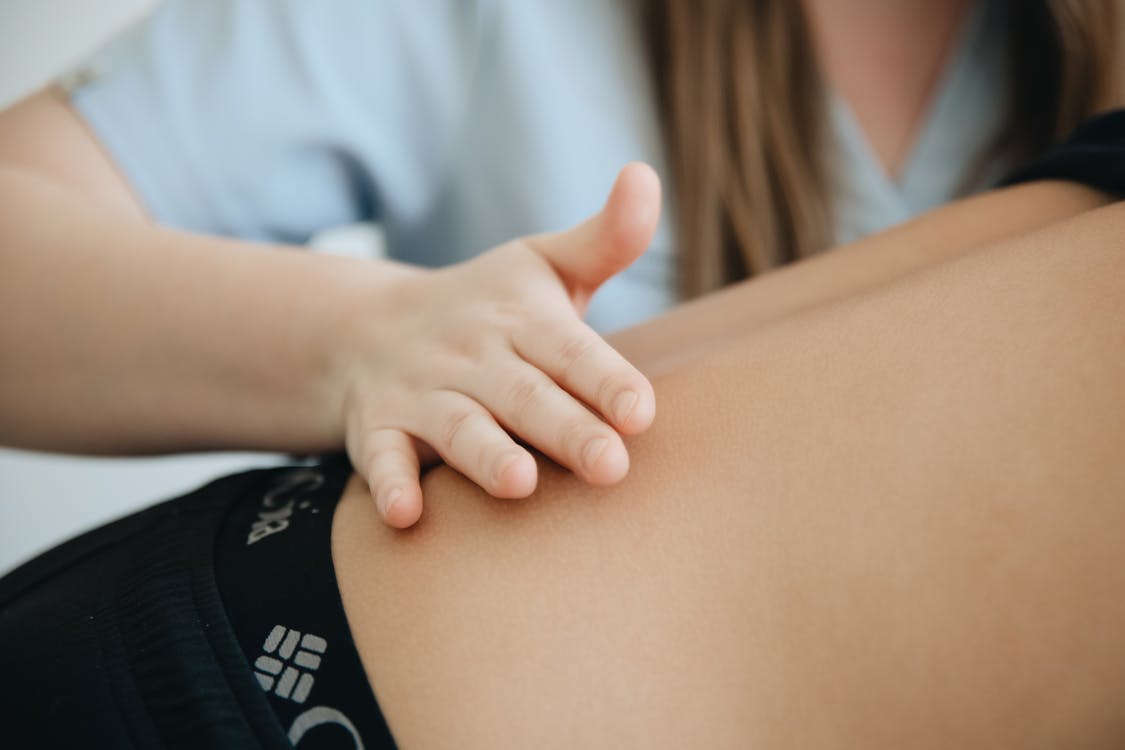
1, 92, 661, 515
0, 167, 416, 454
612, 179, 1113, 374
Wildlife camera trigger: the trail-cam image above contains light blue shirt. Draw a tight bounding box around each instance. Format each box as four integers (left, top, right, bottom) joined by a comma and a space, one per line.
66, 0, 1009, 332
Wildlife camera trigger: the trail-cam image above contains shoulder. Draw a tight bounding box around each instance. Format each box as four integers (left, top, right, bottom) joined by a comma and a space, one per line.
111, 0, 496, 56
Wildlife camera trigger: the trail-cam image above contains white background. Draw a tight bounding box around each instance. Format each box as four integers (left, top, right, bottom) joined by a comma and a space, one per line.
0, 0, 289, 575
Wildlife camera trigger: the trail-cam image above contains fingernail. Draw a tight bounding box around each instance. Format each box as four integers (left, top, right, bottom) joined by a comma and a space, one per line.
612, 390, 638, 424
378, 487, 403, 518
583, 438, 608, 473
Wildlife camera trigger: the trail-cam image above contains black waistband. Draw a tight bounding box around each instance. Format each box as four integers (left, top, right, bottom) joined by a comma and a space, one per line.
214, 455, 396, 749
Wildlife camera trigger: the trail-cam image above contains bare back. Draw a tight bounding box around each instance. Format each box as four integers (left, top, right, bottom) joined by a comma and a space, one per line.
333, 205, 1125, 748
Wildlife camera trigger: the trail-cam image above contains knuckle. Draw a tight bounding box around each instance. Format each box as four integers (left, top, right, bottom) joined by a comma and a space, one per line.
356, 430, 384, 464
446, 331, 478, 362
487, 298, 533, 334
480, 444, 511, 488
355, 389, 408, 427
556, 334, 592, 376
556, 418, 592, 462
495, 299, 531, 323
439, 408, 475, 451
596, 373, 628, 406
363, 453, 385, 484
361, 440, 396, 478
506, 376, 545, 423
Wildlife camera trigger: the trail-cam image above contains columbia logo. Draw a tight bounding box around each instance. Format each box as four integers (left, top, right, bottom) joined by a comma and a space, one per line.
254, 625, 328, 704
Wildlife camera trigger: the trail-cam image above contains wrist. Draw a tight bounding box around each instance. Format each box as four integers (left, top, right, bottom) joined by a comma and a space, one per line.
314, 255, 427, 447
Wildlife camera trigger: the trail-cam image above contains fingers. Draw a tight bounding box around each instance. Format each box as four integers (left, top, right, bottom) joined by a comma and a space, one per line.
349, 427, 423, 528
532, 162, 662, 298
414, 390, 539, 499
347, 396, 537, 528
465, 357, 633, 486
512, 316, 655, 435
337, 164, 661, 526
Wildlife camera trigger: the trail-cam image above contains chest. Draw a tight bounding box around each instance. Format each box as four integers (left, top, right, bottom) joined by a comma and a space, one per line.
382, 0, 1008, 332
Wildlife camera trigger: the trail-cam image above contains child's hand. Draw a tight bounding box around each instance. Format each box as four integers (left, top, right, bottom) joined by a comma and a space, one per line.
338, 163, 661, 527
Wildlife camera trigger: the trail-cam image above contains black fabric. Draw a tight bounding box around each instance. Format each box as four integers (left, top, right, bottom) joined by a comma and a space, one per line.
0, 458, 396, 749
1002, 109, 1125, 196
214, 455, 395, 748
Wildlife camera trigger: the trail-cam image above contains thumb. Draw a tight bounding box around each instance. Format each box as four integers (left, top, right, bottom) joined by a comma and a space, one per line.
534, 162, 662, 300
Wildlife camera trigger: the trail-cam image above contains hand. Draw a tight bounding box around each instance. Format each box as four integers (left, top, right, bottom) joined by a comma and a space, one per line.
338, 163, 661, 527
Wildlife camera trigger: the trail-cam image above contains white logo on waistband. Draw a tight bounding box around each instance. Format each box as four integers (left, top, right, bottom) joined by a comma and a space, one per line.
246, 469, 325, 546
254, 624, 366, 747
253, 624, 327, 704
289, 706, 365, 749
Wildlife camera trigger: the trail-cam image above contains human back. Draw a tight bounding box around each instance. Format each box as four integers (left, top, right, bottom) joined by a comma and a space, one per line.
332, 194, 1125, 748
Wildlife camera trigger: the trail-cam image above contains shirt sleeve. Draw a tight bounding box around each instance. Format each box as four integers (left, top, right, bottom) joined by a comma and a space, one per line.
1001, 109, 1125, 198
65, 0, 486, 243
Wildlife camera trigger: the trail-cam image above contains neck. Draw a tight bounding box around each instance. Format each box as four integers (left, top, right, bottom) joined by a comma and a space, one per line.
802, 0, 975, 178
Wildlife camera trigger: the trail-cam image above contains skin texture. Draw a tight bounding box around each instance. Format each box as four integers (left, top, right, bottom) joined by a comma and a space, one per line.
334, 199, 1125, 748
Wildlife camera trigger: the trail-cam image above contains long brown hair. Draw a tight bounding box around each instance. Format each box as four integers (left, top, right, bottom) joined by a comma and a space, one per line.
644, 0, 1121, 299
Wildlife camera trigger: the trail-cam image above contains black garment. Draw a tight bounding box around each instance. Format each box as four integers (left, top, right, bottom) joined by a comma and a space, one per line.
1003, 109, 1125, 196
0, 457, 396, 749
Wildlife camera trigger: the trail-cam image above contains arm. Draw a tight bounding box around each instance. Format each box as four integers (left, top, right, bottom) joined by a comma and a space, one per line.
0, 90, 658, 527
611, 179, 1113, 374
0, 89, 412, 454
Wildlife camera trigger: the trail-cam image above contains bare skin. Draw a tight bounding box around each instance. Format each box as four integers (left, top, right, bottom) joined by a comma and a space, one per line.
610, 179, 1111, 374
333, 198, 1125, 748
803, 0, 973, 177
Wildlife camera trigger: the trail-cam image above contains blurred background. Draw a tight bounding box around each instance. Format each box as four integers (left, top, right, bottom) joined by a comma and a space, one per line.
1, 0, 152, 104
0, 0, 364, 575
